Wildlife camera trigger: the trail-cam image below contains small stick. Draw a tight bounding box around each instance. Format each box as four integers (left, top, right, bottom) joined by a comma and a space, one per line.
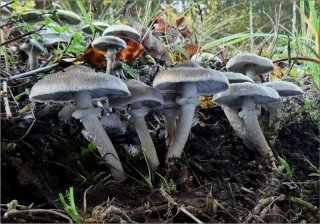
2, 81, 12, 119
273, 56, 320, 64
4, 208, 73, 223
179, 205, 203, 224
0, 25, 46, 46
2, 63, 59, 81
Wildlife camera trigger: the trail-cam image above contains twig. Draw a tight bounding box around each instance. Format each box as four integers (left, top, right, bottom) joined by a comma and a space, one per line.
2, 81, 12, 119
0, 25, 46, 46
273, 56, 320, 64
4, 208, 73, 223
179, 205, 203, 224
2, 63, 59, 81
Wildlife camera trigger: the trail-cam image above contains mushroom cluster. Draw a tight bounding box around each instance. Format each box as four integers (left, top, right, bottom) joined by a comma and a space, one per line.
27, 14, 303, 179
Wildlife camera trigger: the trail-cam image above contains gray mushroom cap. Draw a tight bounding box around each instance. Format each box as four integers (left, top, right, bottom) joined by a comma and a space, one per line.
226, 53, 274, 75
12, 10, 44, 23
102, 24, 141, 41
29, 65, 130, 103
50, 10, 81, 25
214, 82, 280, 107
92, 36, 127, 51
109, 79, 164, 108
260, 80, 303, 97
38, 27, 70, 45
20, 39, 45, 56
153, 60, 229, 95
224, 72, 254, 83
82, 21, 109, 34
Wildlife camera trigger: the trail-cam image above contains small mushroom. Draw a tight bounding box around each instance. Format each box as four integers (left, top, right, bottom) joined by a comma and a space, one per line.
20, 39, 45, 70
50, 9, 81, 25
29, 65, 131, 180
82, 21, 109, 35
153, 61, 229, 161
109, 79, 164, 171
214, 82, 280, 168
218, 72, 254, 136
112, 61, 126, 80
261, 80, 303, 142
92, 36, 127, 74
103, 24, 141, 42
226, 53, 274, 83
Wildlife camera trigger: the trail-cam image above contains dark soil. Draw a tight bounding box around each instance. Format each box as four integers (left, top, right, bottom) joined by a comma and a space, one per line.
2, 97, 319, 223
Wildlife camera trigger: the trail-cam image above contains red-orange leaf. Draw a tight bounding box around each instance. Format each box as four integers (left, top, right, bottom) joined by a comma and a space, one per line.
73, 46, 107, 69
117, 39, 145, 64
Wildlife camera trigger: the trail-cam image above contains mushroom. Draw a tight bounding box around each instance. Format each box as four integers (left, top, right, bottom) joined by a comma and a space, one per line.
112, 61, 126, 80
29, 65, 131, 180
92, 36, 127, 75
102, 24, 141, 42
12, 10, 44, 23
109, 79, 164, 171
153, 61, 229, 161
50, 9, 81, 25
20, 38, 45, 70
218, 72, 254, 136
213, 82, 280, 167
82, 21, 109, 35
226, 53, 274, 83
162, 92, 180, 147
38, 27, 70, 46
261, 80, 303, 142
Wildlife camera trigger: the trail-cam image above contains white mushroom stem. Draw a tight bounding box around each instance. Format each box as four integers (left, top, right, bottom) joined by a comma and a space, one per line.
72, 91, 125, 180
29, 54, 39, 70
221, 106, 245, 136
239, 97, 276, 166
105, 50, 117, 75
245, 66, 260, 83
129, 106, 160, 171
162, 93, 178, 147
267, 101, 284, 129
166, 83, 199, 160
163, 108, 177, 147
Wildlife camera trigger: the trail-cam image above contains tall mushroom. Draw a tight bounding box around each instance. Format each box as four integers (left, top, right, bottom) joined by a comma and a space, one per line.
226, 53, 274, 83
109, 79, 164, 171
92, 36, 127, 75
20, 39, 45, 70
153, 61, 229, 161
29, 65, 131, 180
213, 83, 280, 167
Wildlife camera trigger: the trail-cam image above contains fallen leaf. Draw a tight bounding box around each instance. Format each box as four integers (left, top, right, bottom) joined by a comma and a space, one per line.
117, 39, 145, 64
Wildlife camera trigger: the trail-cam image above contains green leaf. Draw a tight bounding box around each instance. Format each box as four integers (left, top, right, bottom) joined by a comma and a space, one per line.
52, 26, 62, 33
44, 17, 52, 25
81, 141, 97, 156
278, 156, 292, 180
61, 25, 69, 33
76, 0, 95, 34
